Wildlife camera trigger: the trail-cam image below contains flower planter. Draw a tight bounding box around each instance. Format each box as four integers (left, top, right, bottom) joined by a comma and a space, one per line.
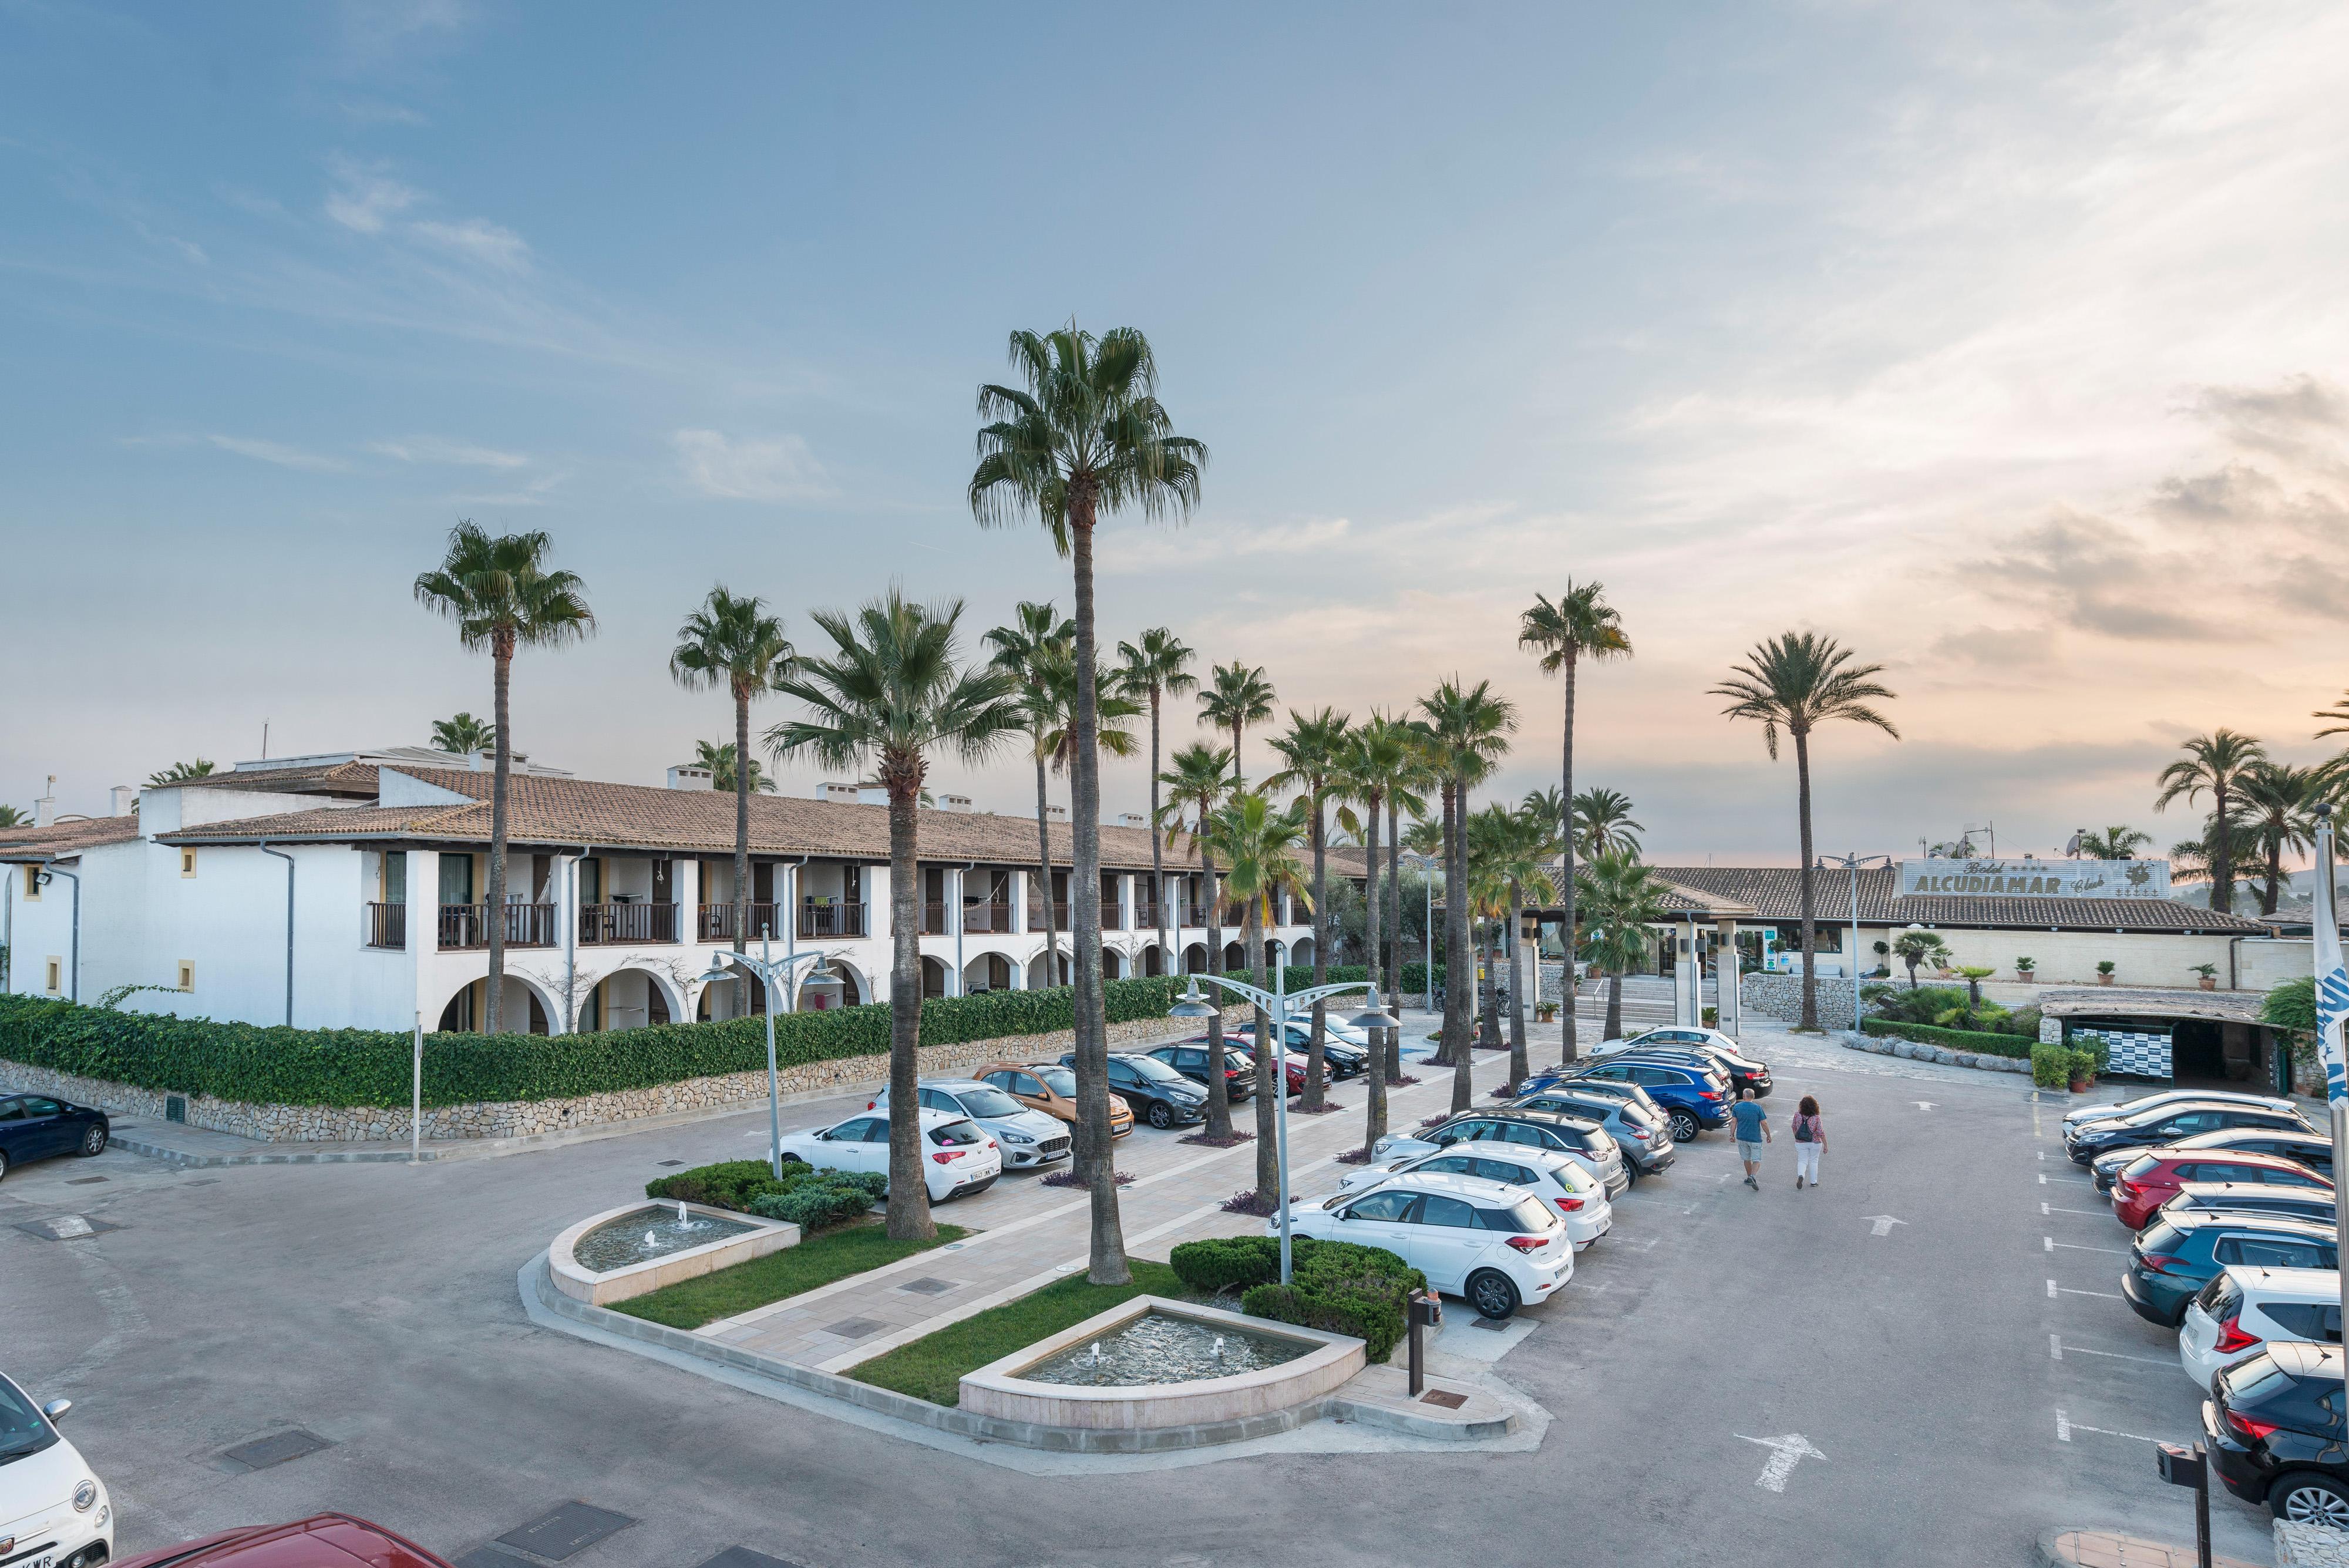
2096, 974, 2114, 985
2069, 1076, 2089, 1093
2015, 971, 2035, 984
2198, 977, 2218, 991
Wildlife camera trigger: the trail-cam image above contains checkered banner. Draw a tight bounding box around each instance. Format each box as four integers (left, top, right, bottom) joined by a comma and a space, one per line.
2317, 820, 2348, 1102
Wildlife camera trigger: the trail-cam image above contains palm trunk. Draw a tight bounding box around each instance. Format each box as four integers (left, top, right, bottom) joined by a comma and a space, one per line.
2264, 831, 2283, 916
1232, 722, 1244, 786
883, 782, 935, 1240
1447, 778, 1473, 1113
1363, 788, 1386, 1148
1149, 687, 1167, 971
1506, 881, 1528, 1086
1249, 896, 1278, 1197
1479, 920, 1501, 1063
1304, 783, 1329, 1109
1069, 512, 1128, 1285
485, 639, 512, 1033
1386, 798, 1403, 1085
1559, 649, 1579, 1064
1605, 968, 1624, 1038
1201, 841, 1232, 1139
733, 688, 751, 958
1793, 726, 1819, 1031
1032, 748, 1058, 986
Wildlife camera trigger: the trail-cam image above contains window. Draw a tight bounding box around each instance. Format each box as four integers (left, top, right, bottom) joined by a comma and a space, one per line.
918, 1088, 954, 1113
1342, 1190, 1415, 1222
176, 961, 194, 992
44, 958, 61, 995
2270, 1169, 2325, 1188
2216, 1237, 2329, 1269
21, 1098, 60, 1117
383, 851, 407, 904
1471, 1158, 1532, 1184
1419, 1155, 1473, 1175
830, 1117, 880, 1142
0, 1099, 22, 1122
21, 865, 39, 901
180, 847, 198, 878
928, 1119, 985, 1146
1501, 1122, 1558, 1149
2264, 1304, 2345, 1342
1415, 1194, 1479, 1228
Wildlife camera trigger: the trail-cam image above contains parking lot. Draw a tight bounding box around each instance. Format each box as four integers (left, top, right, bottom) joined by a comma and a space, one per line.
0, 1019, 2280, 1567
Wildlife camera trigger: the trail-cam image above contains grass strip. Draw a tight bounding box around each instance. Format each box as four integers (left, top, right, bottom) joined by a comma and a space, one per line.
610, 1219, 967, 1330
844, 1259, 1193, 1406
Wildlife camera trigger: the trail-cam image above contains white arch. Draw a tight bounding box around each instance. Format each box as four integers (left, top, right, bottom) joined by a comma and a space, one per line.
591, 964, 688, 1030
432, 970, 564, 1036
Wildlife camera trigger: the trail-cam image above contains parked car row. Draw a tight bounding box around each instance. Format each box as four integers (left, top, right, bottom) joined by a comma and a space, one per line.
0, 1091, 112, 1184
2062, 1085, 2349, 1526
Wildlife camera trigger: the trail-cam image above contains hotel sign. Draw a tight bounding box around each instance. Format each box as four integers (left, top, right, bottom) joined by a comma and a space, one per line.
1899, 858, 2169, 900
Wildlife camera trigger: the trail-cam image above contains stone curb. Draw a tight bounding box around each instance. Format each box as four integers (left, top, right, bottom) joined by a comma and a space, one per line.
518, 1256, 1517, 1452
2035, 1526, 2262, 1567
1839, 1032, 2032, 1074
106, 1130, 442, 1166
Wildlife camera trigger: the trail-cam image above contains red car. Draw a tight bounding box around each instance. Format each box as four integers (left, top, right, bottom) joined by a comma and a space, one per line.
2112, 1148, 2331, 1231
115, 1516, 455, 1568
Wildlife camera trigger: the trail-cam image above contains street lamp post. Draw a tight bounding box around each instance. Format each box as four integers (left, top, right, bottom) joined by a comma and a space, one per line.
1170, 975, 1399, 1284
1815, 852, 1894, 1032
697, 928, 843, 1179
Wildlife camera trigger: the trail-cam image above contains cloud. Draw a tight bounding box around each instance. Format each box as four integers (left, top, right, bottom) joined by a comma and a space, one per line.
203, 435, 351, 473
671, 429, 829, 501
369, 436, 527, 468
1986, 511, 2214, 641
441, 470, 567, 509
323, 155, 418, 234
340, 99, 429, 127
1103, 515, 1355, 575
409, 217, 530, 272
2186, 375, 2348, 459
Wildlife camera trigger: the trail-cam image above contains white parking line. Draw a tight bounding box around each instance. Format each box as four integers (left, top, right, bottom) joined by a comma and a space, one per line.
2048, 1278, 2123, 1300
2059, 1340, 2173, 1367
2041, 1202, 2106, 1216
2056, 1409, 2163, 1444
2049, 1333, 2062, 1360
2045, 1237, 2128, 1255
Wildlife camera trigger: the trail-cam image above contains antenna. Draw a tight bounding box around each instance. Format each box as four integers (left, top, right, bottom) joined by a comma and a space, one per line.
262, 719, 270, 761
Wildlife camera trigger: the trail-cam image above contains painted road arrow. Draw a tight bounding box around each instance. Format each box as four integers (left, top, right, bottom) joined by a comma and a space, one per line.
1736, 1432, 1827, 1492
1865, 1214, 1906, 1237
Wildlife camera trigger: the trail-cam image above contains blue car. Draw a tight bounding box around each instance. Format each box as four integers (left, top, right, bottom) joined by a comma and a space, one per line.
1557, 1058, 1729, 1145
0, 1091, 111, 1183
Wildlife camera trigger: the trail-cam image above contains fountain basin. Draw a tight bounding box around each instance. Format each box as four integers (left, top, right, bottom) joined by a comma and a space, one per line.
548, 1200, 799, 1307
958, 1296, 1363, 1431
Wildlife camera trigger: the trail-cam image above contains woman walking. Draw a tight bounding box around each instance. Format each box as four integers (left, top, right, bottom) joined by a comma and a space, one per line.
1792, 1095, 1826, 1189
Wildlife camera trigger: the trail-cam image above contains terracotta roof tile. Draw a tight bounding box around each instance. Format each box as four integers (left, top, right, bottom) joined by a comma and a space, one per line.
1649, 864, 2268, 934
0, 816, 145, 858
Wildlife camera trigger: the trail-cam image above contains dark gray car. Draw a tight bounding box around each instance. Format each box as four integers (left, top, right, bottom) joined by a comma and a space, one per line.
1511, 1087, 1676, 1180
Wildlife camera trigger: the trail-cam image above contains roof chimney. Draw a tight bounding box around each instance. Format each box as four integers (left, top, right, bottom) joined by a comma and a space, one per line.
1118, 812, 1147, 830
666, 765, 716, 791
1045, 803, 1068, 822
35, 776, 56, 827
942, 793, 975, 814
110, 785, 136, 817
818, 781, 859, 804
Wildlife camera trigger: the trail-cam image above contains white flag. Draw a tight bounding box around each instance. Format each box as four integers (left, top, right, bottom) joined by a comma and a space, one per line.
2317, 821, 2349, 1102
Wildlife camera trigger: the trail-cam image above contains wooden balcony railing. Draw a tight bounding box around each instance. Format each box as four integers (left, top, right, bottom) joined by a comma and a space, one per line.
580, 902, 680, 945
438, 903, 556, 950
365, 902, 406, 950
961, 900, 1015, 934
799, 900, 869, 939
698, 903, 783, 943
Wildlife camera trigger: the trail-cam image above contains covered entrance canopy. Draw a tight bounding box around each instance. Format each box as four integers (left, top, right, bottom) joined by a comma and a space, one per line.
2038, 986, 2294, 1094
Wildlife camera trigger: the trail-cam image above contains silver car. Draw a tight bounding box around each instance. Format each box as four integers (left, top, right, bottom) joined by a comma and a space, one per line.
870, 1078, 1072, 1169
1510, 1086, 1676, 1181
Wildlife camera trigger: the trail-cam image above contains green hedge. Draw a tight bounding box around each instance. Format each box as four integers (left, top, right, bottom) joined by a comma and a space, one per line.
1859, 1017, 2035, 1059
1169, 1234, 1425, 1363
646, 1159, 806, 1212
750, 1170, 888, 1230
0, 974, 1205, 1111
2031, 1042, 2071, 1088
1322, 963, 1442, 995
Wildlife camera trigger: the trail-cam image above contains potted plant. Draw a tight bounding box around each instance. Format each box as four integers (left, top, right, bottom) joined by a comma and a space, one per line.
2095, 961, 2116, 985
1702, 1005, 1719, 1028
2015, 956, 2037, 983
2067, 1047, 2096, 1093
2192, 962, 2219, 991
1535, 1000, 1559, 1023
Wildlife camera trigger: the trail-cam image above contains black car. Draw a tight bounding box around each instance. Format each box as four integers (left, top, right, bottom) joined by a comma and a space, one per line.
0, 1091, 110, 1182
1617, 1030, 1775, 1096
2205, 1341, 2349, 1526
1060, 1051, 1207, 1129
1614, 1045, 1772, 1100
2065, 1099, 2313, 1165
1233, 1021, 1368, 1079
1146, 1040, 1257, 1101
2122, 1210, 2338, 1327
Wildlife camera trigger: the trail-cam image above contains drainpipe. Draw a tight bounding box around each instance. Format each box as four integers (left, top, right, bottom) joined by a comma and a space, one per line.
564, 846, 593, 1034
954, 861, 975, 997
3, 860, 13, 993
48, 864, 80, 1003
258, 842, 294, 1025
2228, 934, 2242, 992
782, 854, 811, 1013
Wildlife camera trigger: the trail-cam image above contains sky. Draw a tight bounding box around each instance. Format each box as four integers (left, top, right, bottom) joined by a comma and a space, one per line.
4, 2, 2346, 865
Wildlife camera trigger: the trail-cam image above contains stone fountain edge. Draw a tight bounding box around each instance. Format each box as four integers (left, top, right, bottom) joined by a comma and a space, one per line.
548, 1200, 800, 1308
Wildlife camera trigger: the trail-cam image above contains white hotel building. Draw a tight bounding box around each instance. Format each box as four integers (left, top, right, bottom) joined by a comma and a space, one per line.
0, 750, 1325, 1034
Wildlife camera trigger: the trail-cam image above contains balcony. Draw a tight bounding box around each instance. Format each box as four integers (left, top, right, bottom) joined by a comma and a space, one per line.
1184, 904, 1210, 928
960, 900, 1016, 934
365, 902, 406, 950
1027, 900, 1072, 932
439, 903, 556, 950
799, 900, 869, 939
1133, 900, 1162, 929
698, 903, 783, 944
920, 900, 951, 936
580, 901, 681, 945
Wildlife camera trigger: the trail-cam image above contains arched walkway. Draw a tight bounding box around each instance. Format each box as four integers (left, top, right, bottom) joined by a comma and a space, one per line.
921, 955, 950, 999
964, 952, 1014, 993
1182, 943, 1209, 975
1223, 940, 1245, 971
800, 959, 864, 1010
1142, 944, 1165, 978
1101, 947, 1125, 980
1026, 948, 1072, 989
433, 972, 561, 1036
585, 964, 684, 1031
1290, 936, 1316, 968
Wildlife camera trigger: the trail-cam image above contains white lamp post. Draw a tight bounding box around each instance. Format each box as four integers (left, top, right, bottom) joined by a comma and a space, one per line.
698, 930, 843, 1179
1170, 974, 1399, 1284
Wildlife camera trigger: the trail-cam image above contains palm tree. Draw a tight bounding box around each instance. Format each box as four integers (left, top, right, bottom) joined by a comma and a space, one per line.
1577, 849, 1667, 1041
1115, 628, 1197, 978
1711, 631, 1899, 1032
987, 602, 1078, 984
1265, 706, 1352, 1109
1412, 678, 1518, 1111
1335, 715, 1420, 1143
1892, 929, 1948, 988
1037, 645, 1143, 987
1520, 584, 1631, 1065
2239, 762, 2327, 915
691, 741, 776, 796
414, 522, 595, 1034
0, 805, 26, 829
2075, 824, 2152, 860
971, 325, 1205, 1288
1572, 787, 1643, 858
767, 590, 1022, 1241
2315, 691, 2349, 739
1495, 803, 1560, 1085
1160, 742, 1237, 1137
2154, 729, 2268, 914
429, 713, 496, 754
146, 759, 216, 786
1200, 663, 1277, 784
1202, 789, 1311, 1199
672, 587, 795, 959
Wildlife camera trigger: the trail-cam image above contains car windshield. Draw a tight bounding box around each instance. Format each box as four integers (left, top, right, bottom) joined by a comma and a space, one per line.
1497, 1194, 1559, 1231
951, 1087, 1026, 1119
0, 1378, 58, 1465
1039, 1068, 1077, 1097
928, 1118, 987, 1146
2121, 1155, 2161, 1180
2139, 1220, 2185, 1254
2220, 1355, 2293, 1408
1121, 1055, 1189, 1085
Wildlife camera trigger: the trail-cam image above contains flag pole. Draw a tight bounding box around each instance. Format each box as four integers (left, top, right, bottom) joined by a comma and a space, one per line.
2315, 805, 2346, 1347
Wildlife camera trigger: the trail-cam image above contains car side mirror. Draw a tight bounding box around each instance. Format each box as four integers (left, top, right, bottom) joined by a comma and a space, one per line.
41, 1398, 70, 1422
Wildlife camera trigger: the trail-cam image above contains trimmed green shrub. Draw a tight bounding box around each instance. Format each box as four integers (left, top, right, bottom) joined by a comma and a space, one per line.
751, 1170, 887, 1231
1181, 1236, 1423, 1363
2068, 1048, 2099, 1084
1859, 1018, 2035, 1058
1169, 1235, 1284, 1293
2031, 1042, 2071, 1089
645, 1158, 807, 1212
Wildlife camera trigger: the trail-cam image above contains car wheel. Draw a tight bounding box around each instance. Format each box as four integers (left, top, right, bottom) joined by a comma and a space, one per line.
1668, 1109, 1701, 1143
79, 1124, 108, 1157
1622, 1159, 1641, 1186
0, 1148, 10, 1183
1466, 1270, 1520, 1321
1147, 1100, 1175, 1130
2270, 1472, 2349, 1529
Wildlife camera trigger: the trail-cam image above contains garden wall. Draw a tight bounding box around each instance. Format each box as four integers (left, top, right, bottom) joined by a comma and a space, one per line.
1739, 971, 1856, 1029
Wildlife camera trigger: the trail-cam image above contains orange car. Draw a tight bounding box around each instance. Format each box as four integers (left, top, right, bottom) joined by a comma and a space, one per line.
974, 1062, 1135, 1138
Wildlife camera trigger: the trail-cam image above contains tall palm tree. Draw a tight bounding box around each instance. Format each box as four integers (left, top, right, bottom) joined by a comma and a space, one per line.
1037, 645, 1143, 988
1115, 628, 1197, 978
430, 713, 496, 754
2315, 691, 2349, 740
1265, 706, 1352, 1109
2154, 729, 2268, 915
691, 741, 776, 796
1577, 849, 1668, 1041
1572, 787, 1643, 858
2239, 762, 2327, 916
2075, 824, 2152, 860
1200, 662, 1277, 784
1335, 715, 1421, 1142
986, 603, 1078, 984
1160, 742, 1237, 1137
1412, 678, 1518, 1111
1520, 583, 1631, 1065
414, 522, 595, 1033
971, 325, 1205, 1288
1494, 802, 1560, 1085
1202, 789, 1311, 1197
1711, 631, 1899, 1032
672, 587, 795, 959
768, 590, 1022, 1241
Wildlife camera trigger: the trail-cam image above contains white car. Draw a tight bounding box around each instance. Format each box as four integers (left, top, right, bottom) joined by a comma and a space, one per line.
2179, 1265, 2344, 1391
869, 1079, 1071, 1169
1336, 1139, 1613, 1250
2065, 1088, 2299, 1133
775, 1106, 1003, 1202
0, 1375, 112, 1568
1274, 1169, 1571, 1320
1369, 1109, 1628, 1197
1593, 1025, 1741, 1056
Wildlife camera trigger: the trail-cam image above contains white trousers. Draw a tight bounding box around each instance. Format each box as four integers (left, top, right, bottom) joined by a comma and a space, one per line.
1795, 1142, 1822, 1182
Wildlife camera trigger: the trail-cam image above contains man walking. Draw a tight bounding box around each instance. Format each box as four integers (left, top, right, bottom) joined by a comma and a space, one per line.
1731, 1087, 1770, 1190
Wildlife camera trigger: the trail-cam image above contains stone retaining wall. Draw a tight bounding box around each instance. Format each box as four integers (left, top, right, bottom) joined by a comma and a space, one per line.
1841, 1032, 2030, 1074
0, 999, 1285, 1144
1740, 971, 1857, 1030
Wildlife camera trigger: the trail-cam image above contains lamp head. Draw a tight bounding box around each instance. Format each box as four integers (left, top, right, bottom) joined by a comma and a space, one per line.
1346, 985, 1399, 1032
696, 957, 737, 987
1167, 977, 1219, 1019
